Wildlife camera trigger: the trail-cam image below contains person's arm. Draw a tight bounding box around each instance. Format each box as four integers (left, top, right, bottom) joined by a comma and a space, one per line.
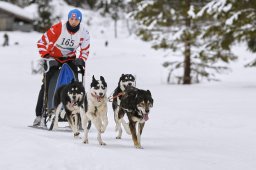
78, 28, 90, 61
37, 22, 62, 58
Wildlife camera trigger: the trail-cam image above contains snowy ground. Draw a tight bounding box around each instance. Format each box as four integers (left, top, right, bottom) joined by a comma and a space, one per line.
0, 28, 256, 170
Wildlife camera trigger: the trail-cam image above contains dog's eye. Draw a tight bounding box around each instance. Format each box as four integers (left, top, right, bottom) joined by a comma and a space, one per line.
102, 86, 105, 89
124, 77, 129, 81
139, 102, 145, 107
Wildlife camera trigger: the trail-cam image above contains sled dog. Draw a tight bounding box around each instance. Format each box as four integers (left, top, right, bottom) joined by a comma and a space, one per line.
53, 80, 85, 137
112, 74, 136, 139
82, 76, 108, 145
118, 86, 153, 149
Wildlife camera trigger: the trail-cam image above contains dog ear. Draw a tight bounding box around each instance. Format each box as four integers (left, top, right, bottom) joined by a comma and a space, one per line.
147, 90, 153, 106
100, 76, 107, 87
146, 90, 151, 96
92, 75, 96, 81
100, 76, 105, 82
150, 98, 154, 107
91, 75, 97, 87
132, 74, 136, 80
119, 74, 124, 82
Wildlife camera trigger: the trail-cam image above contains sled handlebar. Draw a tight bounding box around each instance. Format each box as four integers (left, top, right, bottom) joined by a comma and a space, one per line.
42, 58, 85, 73
43, 59, 57, 73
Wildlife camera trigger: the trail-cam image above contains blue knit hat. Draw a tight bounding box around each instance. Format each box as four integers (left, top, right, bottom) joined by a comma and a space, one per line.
68, 9, 82, 22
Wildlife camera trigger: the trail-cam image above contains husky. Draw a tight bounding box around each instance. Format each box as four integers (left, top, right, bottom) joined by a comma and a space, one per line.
118, 86, 153, 149
112, 74, 136, 139
82, 76, 108, 145
53, 80, 85, 137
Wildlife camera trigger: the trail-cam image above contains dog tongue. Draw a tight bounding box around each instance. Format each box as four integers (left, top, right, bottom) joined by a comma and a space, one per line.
143, 114, 149, 121
71, 101, 75, 106
97, 97, 102, 102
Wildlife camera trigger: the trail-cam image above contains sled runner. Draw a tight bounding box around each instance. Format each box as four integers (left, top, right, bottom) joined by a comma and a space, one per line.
28, 125, 72, 132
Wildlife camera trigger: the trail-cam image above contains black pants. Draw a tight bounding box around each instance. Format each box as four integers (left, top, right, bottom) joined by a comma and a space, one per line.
35, 61, 78, 117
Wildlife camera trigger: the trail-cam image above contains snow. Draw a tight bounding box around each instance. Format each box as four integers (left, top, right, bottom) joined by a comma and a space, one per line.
188, 5, 196, 18
222, 3, 232, 12
197, 0, 232, 18
0, 1, 34, 20
1, 3, 256, 170
225, 11, 241, 25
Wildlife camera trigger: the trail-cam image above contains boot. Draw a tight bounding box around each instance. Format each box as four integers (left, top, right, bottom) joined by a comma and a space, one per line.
40, 117, 47, 127
33, 116, 42, 126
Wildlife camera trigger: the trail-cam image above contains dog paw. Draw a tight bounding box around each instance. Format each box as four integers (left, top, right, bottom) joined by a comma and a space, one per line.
134, 145, 143, 149
116, 136, 121, 139
52, 124, 58, 130
74, 135, 81, 139
74, 132, 80, 137
83, 139, 88, 144
99, 142, 106, 146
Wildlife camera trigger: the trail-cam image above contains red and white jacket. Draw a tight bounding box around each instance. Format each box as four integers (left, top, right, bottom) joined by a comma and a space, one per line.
37, 21, 90, 63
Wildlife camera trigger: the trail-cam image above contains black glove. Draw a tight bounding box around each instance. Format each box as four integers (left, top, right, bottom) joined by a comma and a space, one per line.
73, 58, 85, 67
49, 60, 60, 67
42, 54, 52, 59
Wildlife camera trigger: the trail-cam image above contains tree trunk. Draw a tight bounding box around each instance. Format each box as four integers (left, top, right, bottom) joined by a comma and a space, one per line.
126, 19, 132, 36
183, 35, 191, 84
114, 19, 117, 38
183, 0, 191, 84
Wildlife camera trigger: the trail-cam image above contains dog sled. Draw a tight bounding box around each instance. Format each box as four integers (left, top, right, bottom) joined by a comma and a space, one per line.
30, 58, 90, 131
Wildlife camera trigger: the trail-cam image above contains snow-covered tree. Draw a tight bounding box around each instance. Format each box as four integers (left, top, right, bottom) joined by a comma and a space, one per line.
97, 0, 126, 38
64, 0, 84, 7
2, 0, 31, 7
87, 0, 97, 9
34, 0, 52, 32
198, 0, 256, 67
2, 0, 17, 4
131, 0, 237, 84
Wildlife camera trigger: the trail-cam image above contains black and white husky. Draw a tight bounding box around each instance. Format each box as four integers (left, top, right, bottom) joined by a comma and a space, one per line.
53, 80, 85, 137
82, 76, 108, 145
112, 74, 136, 139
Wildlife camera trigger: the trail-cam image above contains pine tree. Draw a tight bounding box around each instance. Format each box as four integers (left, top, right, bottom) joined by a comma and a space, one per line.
3, 0, 30, 7
34, 0, 52, 32
87, 0, 97, 9
131, 0, 237, 84
199, 0, 256, 67
64, 0, 84, 7
3, 0, 17, 4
